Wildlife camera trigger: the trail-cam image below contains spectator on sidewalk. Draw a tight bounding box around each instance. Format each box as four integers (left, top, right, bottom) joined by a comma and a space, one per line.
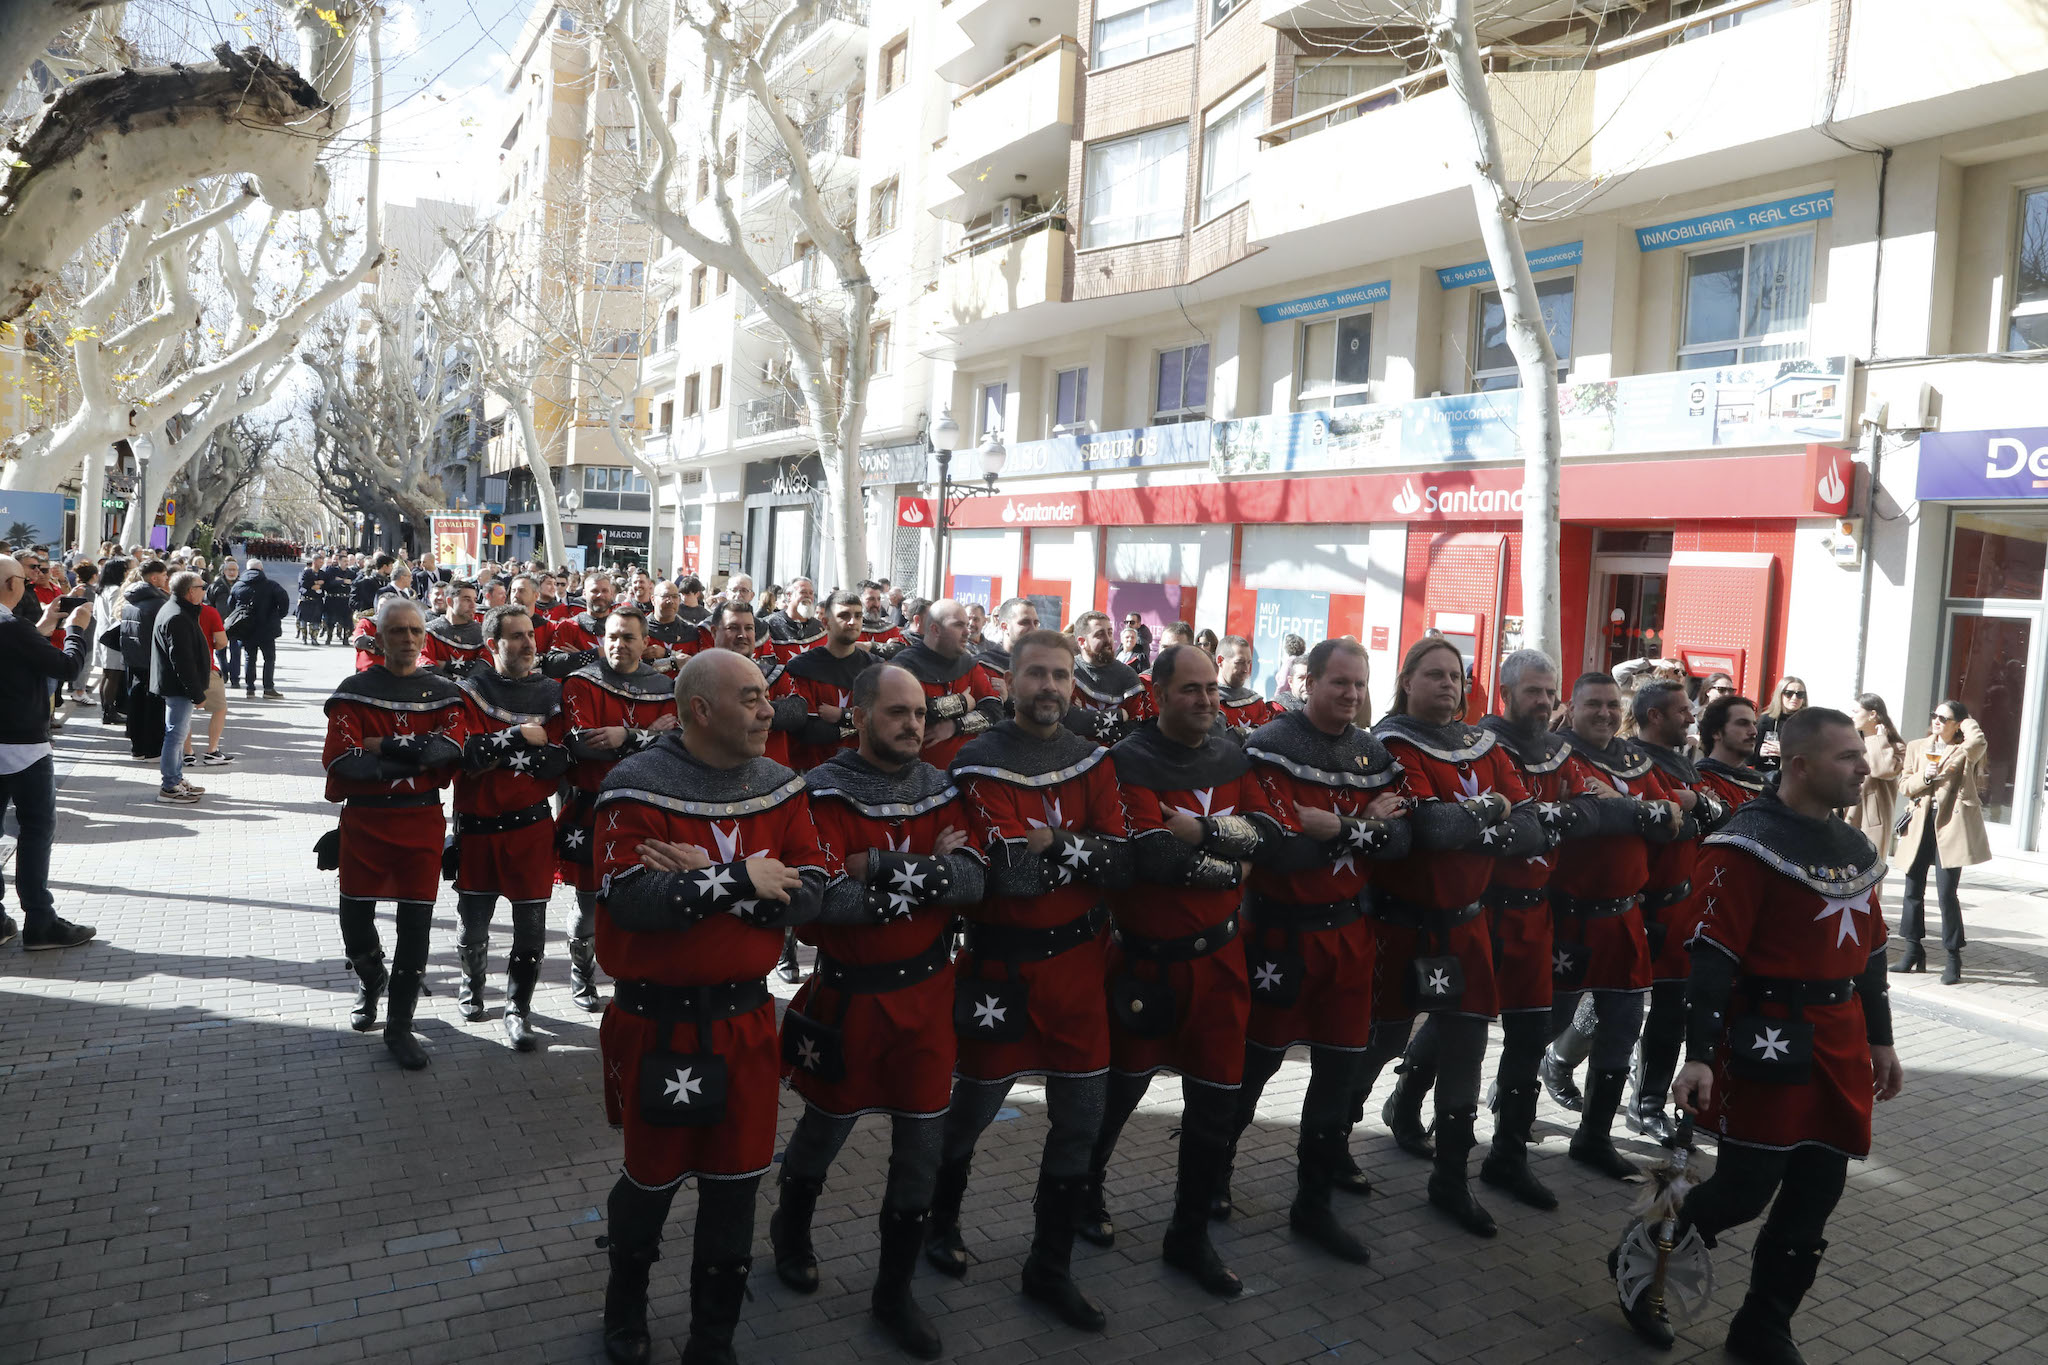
229, 562, 289, 699
0, 554, 96, 950
93, 555, 131, 726
1897, 700, 1991, 984
188, 587, 237, 769
206, 557, 241, 669
119, 560, 172, 761
151, 571, 213, 805
67, 562, 99, 706
1850, 693, 1906, 853
1755, 674, 1808, 773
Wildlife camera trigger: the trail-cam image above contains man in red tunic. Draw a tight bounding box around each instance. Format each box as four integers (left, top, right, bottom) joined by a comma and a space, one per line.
1634, 707, 1901, 1365
927, 630, 1132, 1333
560, 604, 677, 1013
1064, 611, 1154, 746
1627, 679, 1734, 1141
546, 571, 617, 662
451, 604, 570, 1050
1087, 646, 1290, 1298
319, 596, 469, 1069
643, 580, 707, 669
1352, 637, 1546, 1236
888, 599, 1002, 769
420, 580, 489, 674
1216, 635, 1274, 739
761, 575, 824, 662
591, 650, 832, 1365
1228, 638, 1408, 1263
858, 579, 905, 652
1697, 693, 1769, 809
971, 596, 1038, 698
705, 599, 809, 769
769, 665, 986, 1360
781, 591, 878, 773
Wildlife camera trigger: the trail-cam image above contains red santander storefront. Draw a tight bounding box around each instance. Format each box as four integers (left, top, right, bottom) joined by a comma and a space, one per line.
940, 444, 1853, 709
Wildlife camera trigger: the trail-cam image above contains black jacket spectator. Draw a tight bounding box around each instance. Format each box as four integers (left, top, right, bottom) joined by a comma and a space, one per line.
119, 580, 171, 676
230, 565, 291, 641
150, 598, 211, 702
205, 573, 238, 618
0, 606, 87, 745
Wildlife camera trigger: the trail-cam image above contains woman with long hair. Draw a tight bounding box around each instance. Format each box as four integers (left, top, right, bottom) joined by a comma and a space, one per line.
1754, 674, 1809, 772
1896, 700, 1991, 982
1850, 694, 1906, 853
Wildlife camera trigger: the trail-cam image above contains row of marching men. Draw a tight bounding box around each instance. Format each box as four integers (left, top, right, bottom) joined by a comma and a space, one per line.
320, 588, 1899, 1365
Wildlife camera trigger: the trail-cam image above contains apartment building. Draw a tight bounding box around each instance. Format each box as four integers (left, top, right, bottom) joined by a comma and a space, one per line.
918, 0, 2048, 852
641, 0, 954, 589
484, 0, 661, 568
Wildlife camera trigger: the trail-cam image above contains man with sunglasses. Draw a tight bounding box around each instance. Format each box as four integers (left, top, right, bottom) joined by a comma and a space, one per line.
0, 556, 96, 950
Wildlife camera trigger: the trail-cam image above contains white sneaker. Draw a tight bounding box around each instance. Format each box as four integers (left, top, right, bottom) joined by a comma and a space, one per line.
176, 779, 207, 796
156, 787, 201, 805
200, 751, 237, 766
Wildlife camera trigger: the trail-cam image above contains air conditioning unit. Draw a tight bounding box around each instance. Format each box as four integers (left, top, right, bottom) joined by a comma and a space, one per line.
1007, 42, 1035, 64
990, 196, 1026, 232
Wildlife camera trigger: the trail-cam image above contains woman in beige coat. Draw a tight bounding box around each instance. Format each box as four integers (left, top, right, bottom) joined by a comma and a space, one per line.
1896, 700, 1992, 983
1851, 693, 1907, 853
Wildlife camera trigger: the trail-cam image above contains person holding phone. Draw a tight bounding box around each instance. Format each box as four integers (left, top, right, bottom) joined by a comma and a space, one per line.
0, 555, 96, 950
1896, 701, 1990, 983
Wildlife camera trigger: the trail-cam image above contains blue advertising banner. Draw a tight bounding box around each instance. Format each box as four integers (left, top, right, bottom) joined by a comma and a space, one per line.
1251, 590, 1329, 699
0, 491, 66, 548
1434, 241, 1583, 290
1255, 280, 1392, 325
1001, 421, 1210, 479
1635, 191, 1833, 253
1916, 427, 2048, 500
1211, 357, 1851, 478
951, 574, 993, 609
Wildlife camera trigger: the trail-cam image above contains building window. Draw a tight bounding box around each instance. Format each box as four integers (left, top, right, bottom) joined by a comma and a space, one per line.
663, 308, 679, 348
1054, 366, 1089, 429
1297, 312, 1372, 408
869, 321, 893, 375
709, 363, 724, 409
660, 399, 674, 432
1082, 123, 1189, 248
1293, 59, 1407, 128
1676, 0, 1797, 37
869, 177, 900, 236
1209, 0, 1246, 28
878, 35, 909, 96
978, 382, 1007, 439
717, 269, 729, 295
598, 329, 642, 356
592, 260, 645, 288
1679, 231, 1813, 367
1473, 276, 1575, 390
690, 265, 708, 309
695, 158, 710, 200
603, 126, 638, 154
1155, 343, 1209, 422
1199, 85, 1264, 223
2009, 185, 2048, 350
684, 373, 701, 417
554, 7, 577, 32
1093, 0, 1195, 71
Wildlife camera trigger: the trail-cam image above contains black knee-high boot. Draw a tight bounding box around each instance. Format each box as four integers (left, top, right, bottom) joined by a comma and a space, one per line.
769, 1173, 823, 1293
383, 965, 429, 1070
502, 948, 541, 1050
567, 935, 604, 1012
1019, 1173, 1107, 1331
1426, 1108, 1496, 1237
1161, 1138, 1242, 1298
679, 1258, 750, 1365
1628, 982, 1685, 1140
1289, 1129, 1371, 1264
923, 1156, 971, 1277
1382, 1056, 1436, 1158
1725, 1233, 1826, 1365
872, 1206, 942, 1359
1479, 1084, 1557, 1210
1570, 1068, 1641, 1179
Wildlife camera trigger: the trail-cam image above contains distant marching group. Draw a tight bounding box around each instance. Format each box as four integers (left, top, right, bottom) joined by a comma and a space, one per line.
316, 570, 1902, 1365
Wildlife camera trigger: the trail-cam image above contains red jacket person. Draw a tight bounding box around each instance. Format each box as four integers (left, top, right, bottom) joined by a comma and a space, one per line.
591, 649, 833, 1365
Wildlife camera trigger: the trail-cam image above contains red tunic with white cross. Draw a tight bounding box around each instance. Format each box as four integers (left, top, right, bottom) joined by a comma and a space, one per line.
558, 670, 675, 891
320, 674, 469, 901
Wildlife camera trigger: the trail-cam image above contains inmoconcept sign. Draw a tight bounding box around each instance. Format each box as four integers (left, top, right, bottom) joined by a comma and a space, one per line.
1917, 427, 2048, 499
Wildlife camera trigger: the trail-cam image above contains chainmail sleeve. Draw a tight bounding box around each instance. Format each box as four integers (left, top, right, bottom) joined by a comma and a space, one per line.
769, 695, 811, 733
938, 849, 987, 906
600, 861, 752, 933
1487, 802, 1549, 859
1408, 799, 1486, 851
987, 840, 1055, 898
810, 873, 874, 926
1566, 792, 1638, 839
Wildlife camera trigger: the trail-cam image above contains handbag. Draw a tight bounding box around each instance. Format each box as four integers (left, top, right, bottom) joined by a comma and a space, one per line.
222, 603, 254, 640
1725, 1010, 1815, 1086
1893, 801, 1915, 840
954, 960, 1029, 1043
1108, 969, 1178, 1038
638, 1018, 729, 1127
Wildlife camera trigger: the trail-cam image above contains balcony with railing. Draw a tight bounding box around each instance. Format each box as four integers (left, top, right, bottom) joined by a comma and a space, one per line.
768, 0, 868, 77
939, 213, 1068, 333
738, 392, 804, 441
931, 36, 1078, 226
740, 101, 861, 211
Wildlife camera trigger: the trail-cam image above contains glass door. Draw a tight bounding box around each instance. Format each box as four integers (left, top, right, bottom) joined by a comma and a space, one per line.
1938, 608, 2039, 841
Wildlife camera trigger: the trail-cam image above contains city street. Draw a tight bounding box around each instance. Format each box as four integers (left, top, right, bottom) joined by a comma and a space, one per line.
2, 639, 2046, 1365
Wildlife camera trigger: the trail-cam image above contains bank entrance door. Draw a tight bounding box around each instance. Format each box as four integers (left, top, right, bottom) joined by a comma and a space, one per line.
1939, 509, 2048, 850
1588, 530, 1673, 675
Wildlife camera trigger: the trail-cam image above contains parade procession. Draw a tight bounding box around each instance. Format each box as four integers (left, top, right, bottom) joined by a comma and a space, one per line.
25, 0, 2048, 1362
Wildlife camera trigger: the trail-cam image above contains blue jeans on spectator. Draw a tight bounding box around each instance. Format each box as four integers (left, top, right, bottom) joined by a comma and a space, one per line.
0, 756, 57, 930
161, 696, 195, 792
246, 638, 276, 693
225, 640, 246, 688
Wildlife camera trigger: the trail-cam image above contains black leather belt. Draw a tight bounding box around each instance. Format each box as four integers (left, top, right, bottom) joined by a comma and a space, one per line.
1483, 886, 1548, 911
1741, 975, 1855, 1005
457, 801, 551, 836
1552, 891, 1641, 920
1112, 914, 1239, 963
1249, 896, 1362, 934
612, 978, 772, 1021
1641, 880, 1693, 912
345, 792, 440, 810
963, 906, 1106, 964
1371, 893, 1485, 929
817, 932, 954, 994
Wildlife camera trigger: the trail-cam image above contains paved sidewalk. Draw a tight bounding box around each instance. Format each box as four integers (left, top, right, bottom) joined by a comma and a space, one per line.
3, 639, 2047, 1365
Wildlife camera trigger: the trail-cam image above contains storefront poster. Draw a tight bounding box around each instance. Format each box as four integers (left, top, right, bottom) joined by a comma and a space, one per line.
430, 513, 483, 573
0, 490, 65, 548
1002, 422, 1210, 479
1251, 590, 1329, 698
1210, 356, 1851, 477
1916, 427, 2048, 500
951, 574, 993, 609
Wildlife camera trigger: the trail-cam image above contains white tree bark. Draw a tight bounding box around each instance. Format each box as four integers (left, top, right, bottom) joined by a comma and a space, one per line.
600, 0, 876, 589
0, 0, 111, 102
0, 44, 338, 325
1436, 0, 1562, 664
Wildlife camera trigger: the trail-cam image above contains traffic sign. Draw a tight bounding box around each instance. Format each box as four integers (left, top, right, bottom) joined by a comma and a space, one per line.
164, 498, 177, 526
490, 522, 507, 545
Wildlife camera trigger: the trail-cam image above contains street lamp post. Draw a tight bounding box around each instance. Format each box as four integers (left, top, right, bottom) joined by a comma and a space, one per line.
927, 408, 1006, 597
